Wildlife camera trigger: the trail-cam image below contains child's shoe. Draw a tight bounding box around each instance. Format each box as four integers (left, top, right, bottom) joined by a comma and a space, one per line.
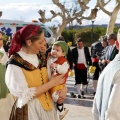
57, 103, 69, 120
59, 108, 69, 120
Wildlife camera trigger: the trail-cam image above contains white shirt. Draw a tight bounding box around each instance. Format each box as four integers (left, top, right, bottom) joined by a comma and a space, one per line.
5, 50, 38, 108
77, 47, 87, 67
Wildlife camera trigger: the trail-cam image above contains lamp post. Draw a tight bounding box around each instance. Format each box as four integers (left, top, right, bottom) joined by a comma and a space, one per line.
91, 20, 94, 43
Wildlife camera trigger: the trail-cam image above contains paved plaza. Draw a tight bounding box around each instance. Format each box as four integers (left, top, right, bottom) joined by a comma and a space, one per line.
63, 76, 94, 120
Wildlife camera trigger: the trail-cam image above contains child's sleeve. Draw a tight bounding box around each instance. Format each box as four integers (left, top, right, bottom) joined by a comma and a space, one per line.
56, 61, 69, 74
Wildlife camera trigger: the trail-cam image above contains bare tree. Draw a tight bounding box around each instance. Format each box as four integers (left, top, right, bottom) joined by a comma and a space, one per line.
38, 0, 100, 37
97, 0, 120, 34
39, 0, 119, 36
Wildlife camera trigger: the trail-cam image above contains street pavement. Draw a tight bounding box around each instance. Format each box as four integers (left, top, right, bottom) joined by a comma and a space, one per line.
63, 76, 94, 120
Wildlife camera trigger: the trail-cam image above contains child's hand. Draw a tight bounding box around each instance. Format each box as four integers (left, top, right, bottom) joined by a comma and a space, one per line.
50, 63, 54, 68
50, 63, 58, 68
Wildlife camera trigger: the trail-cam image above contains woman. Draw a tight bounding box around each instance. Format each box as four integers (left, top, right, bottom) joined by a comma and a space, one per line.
0, 31, 8, 98
91, 39, 104, 96
5, 24, 67, 120
0, 31, 14, 120
98, 35, 108, 71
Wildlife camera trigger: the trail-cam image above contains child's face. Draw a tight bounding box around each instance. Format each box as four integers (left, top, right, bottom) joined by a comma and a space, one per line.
51, 44, 65, 58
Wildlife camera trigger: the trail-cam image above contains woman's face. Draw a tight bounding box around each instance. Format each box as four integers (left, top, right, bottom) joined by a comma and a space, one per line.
101, 41, 107, 47
27, 32, 46, 54
0, 33, 3, 48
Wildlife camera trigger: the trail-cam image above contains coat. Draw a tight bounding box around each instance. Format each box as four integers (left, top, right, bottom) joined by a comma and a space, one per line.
71, 46, 92, 66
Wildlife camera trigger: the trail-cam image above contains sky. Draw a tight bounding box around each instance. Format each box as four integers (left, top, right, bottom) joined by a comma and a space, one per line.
0, 0, 119, 27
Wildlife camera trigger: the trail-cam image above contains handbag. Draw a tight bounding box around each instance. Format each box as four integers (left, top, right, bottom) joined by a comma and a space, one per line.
9, 99, 28, 120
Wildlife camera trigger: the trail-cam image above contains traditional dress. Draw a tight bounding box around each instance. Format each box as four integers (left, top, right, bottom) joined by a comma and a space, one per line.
0, 47, 14, 120
5, 50, 59, 120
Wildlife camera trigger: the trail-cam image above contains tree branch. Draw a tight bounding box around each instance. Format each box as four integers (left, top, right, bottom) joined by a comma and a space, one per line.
52, 0, 67, 18
97, 0, 112, 16
78, 0, 90, 11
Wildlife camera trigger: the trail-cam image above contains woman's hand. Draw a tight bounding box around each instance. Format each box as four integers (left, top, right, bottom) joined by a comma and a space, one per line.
57, 86, 67, 104
50, 74, 65, 87
35, 74, 65, 98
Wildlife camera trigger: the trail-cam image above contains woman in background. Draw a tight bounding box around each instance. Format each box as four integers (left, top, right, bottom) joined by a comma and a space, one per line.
0, 31, 14, 120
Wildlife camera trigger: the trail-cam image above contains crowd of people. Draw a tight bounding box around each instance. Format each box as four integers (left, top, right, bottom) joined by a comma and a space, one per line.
92, 33, 120, 120
0, 23, 120, 120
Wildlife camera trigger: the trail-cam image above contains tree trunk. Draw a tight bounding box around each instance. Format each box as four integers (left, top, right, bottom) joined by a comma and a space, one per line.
106, 4, 120, 34
57, 22, 68, 36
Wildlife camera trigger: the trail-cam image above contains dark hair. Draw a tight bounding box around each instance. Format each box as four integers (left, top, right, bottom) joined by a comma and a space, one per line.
57, 36, 67, 42
99, 35, 107, 42
29, 29, 43, 42
107, 33, 117, 40
23, 29, 43, 45
76, 37, 83, 42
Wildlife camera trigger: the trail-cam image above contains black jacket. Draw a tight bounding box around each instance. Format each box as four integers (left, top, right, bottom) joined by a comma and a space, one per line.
91, 41, 103, 58
72, 47, 92, 66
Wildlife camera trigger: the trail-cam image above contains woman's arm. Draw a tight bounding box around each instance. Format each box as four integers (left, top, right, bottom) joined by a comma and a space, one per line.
35, 74, 65, 97
57, 86, 67, 104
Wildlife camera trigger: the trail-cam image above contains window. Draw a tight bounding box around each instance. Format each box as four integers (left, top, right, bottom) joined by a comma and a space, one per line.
41, 27, 51, 38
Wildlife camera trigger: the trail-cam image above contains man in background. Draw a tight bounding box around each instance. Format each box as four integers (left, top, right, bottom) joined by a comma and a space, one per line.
101, 33, 118, 67
72, 38, 92, 98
